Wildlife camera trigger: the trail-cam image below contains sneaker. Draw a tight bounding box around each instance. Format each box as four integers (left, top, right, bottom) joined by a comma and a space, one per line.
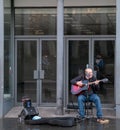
76, 115, 86, 120
81, 117, 86, 121
97, 118, 109, 124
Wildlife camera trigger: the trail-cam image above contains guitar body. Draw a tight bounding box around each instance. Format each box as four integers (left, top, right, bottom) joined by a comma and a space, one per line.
71, 80, 89, 95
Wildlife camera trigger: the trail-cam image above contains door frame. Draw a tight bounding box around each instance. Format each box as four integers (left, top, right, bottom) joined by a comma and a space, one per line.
91, 36, 116, 67
15, 38, 39, 106
14, 36, 57, 106
65, 35, 116, 105
64, 36, 92, 105
14, 35, 116, 106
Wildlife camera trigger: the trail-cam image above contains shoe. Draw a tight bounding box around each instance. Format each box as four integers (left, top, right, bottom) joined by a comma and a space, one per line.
97, 118, 109, 124
77, 116, 85, 121
81, 117, 86, 120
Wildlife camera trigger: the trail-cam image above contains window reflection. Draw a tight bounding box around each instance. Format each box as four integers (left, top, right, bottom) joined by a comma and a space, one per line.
64, 8, 116, 35
4, 0, 12, 99
94, 40, 114, 104
42, 41, 56, 103
69, 41, 89, 102
4, 40, 11, 99
17, 41, 37, 102
15, 8, 57, 35
15, 7, 116, 35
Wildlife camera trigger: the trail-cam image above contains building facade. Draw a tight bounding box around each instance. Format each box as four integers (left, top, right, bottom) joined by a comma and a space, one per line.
0, 0, 120, 118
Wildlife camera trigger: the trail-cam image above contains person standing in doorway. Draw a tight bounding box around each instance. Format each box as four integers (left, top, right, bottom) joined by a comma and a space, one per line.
94, 54, 105, 79
94, 54, 106, 95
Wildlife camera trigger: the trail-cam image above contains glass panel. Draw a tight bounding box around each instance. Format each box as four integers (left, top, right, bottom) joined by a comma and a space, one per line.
4, 39, 12, 99
15, 8, 57, 35
17, 41, 37, 102
4, 0, 12, 99
64, 7, 116, 35
15, 7, 116, 36
42, 41, 56, 103
94, 40, 114, 104
68, 40, 89, 102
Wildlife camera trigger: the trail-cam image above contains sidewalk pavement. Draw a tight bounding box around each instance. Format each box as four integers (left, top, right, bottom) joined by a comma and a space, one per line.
1, 115, 120, 130
2, 107, 120, 130
4, 106, 116, 119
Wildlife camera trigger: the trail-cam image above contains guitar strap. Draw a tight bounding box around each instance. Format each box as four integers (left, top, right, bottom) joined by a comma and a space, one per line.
88, 85, 91, 91
86, 79, 90, 91
86, 80, 93, 97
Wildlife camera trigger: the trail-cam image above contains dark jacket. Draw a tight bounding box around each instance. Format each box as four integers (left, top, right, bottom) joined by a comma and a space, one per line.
70, 73, 99, 96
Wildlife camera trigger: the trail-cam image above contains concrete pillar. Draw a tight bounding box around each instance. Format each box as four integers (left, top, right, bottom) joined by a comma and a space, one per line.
0, 0, 4, 118
56, 0, 64, 115
115, 0, 120, 118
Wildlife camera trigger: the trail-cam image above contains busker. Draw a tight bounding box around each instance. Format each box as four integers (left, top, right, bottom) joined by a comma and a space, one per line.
71, 67, 109, 124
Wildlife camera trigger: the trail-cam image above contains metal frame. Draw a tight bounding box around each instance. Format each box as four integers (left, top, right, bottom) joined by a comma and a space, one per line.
14, 35, 116, 107
91, 36, 116, 68
65, 35, 115, 106
65, 37, 91, 106
15, 38, 39, 106
15, 36, 57, 106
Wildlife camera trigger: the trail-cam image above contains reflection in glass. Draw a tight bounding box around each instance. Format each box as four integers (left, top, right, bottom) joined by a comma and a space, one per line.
94, 40, 114, 104
17, 41, 37, 102
64, 7, 116, 35
42, 41, 56, 103
4, 40, 12, 99
15, 7, 116, 35
4, 0, 12, 99
68, 41, 89, 102
15, 8, 57, 35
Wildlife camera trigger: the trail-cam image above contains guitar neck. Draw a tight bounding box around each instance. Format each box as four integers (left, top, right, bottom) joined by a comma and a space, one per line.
88, 80, 101, 85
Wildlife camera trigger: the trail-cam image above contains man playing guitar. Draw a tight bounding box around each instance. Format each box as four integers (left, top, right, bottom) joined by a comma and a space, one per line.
70, 67, 109, 124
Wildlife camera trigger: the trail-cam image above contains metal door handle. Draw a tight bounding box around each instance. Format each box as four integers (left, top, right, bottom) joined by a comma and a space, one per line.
33, 70, 44, 79
40, 70, 44, 79
33, 70, 39, 79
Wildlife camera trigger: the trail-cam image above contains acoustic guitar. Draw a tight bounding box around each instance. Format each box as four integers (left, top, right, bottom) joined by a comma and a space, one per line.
71, 78, 108, 95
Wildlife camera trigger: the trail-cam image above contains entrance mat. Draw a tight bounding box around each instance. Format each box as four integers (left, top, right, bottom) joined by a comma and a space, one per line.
25, 117, 76, 127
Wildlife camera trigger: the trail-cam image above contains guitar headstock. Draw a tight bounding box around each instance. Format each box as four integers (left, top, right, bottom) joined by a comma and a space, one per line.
101, 78, 109, 83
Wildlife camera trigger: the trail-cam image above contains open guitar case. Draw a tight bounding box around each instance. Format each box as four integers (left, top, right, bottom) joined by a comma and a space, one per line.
18, 96, 76, 127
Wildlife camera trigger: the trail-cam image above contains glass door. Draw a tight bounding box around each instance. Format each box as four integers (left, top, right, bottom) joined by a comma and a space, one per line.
16, 40, 38, 102
41, 40, 56, 104
67, 39, 90, 103
67, 37, 115, 105
93, 39, 115, 104
15, 39, 56, 105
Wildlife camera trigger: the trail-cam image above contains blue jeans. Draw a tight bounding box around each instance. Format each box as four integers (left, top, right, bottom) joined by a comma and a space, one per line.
77, 94, 103, 118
